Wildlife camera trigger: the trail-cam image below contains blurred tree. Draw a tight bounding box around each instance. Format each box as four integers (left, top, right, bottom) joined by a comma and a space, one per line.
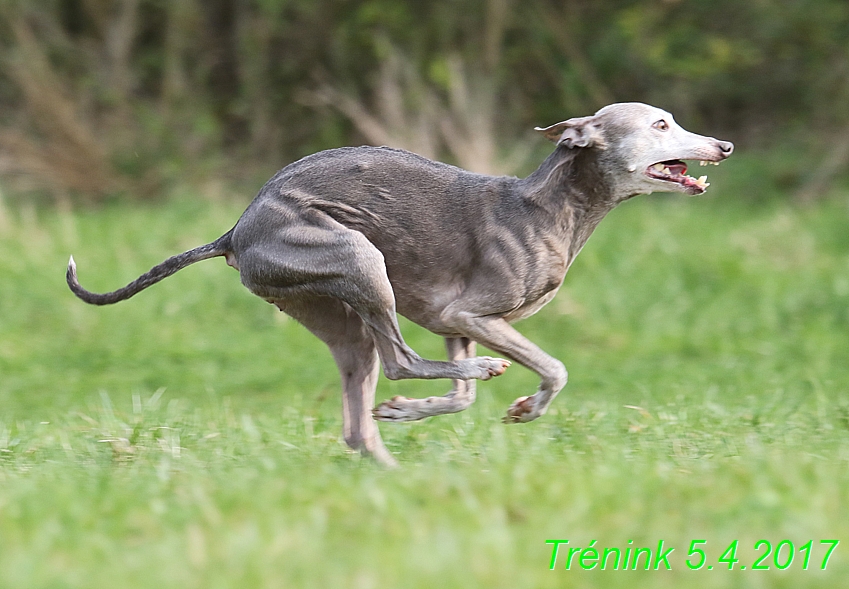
0, 0, 846, 203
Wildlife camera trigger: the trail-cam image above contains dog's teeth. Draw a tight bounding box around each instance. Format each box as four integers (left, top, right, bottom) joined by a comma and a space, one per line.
662, 167, 672, 175
652, 163, 665, 172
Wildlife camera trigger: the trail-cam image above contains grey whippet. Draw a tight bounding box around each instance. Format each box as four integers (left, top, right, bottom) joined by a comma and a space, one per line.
67, 102, 733, 466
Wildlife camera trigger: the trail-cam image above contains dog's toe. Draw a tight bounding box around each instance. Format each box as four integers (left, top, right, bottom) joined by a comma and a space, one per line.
503, 395, 538, 423
474, 357, 511, 380
373, 397, 423, 422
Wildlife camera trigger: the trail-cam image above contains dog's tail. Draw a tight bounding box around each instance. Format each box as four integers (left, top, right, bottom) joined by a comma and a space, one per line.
67, 230, 234, 305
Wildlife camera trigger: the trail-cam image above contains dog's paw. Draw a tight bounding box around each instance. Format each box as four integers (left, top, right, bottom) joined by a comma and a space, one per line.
373, 396, 426, 422
469, 356, 511, 380
503, 395, 541, 423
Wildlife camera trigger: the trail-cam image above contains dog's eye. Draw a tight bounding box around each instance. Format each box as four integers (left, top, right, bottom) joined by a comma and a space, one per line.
652, 120, 670, 131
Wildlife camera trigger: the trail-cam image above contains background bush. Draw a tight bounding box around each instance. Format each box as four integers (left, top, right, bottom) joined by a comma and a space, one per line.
1, 0, 848, 204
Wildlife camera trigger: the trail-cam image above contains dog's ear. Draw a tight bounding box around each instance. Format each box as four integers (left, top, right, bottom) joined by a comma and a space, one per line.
535, 116, 606, 149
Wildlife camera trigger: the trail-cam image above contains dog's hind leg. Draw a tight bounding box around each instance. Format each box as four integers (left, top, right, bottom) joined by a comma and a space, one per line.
238, 218, 510, 383
372, 337, 478, 422
273, 297, 397, 466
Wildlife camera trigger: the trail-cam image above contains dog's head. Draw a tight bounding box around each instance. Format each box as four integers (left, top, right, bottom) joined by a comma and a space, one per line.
536, 103, 733, 197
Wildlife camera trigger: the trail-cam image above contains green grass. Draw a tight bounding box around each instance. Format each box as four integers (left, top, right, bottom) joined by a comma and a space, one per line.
1, 177, 849, 588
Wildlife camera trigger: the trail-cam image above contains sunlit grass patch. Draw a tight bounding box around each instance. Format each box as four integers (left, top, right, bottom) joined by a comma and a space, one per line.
1, 191, 848, 587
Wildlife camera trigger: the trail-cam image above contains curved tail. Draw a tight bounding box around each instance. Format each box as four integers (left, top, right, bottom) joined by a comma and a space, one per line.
67, 231, 233, 305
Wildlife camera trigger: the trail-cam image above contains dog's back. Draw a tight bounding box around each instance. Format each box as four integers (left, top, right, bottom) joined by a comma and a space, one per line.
231, 146, 537, 322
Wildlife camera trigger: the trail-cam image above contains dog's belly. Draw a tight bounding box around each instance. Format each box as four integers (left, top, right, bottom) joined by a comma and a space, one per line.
392, 287, 465, 337
391, 275, 563, 337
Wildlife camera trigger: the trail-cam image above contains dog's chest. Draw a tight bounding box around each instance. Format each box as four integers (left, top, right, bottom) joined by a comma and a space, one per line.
498, 241, 573, 322
502, 280, 562, 323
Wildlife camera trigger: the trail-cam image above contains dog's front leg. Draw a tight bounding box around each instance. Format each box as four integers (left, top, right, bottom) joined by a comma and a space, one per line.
441, 309, 567, 423
372, 337, 478, 422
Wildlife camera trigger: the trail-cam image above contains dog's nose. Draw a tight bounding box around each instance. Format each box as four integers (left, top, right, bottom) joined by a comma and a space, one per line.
717, 140, 734, 157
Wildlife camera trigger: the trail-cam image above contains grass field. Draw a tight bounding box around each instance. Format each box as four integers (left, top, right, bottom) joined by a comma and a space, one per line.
1, 165, 849, 587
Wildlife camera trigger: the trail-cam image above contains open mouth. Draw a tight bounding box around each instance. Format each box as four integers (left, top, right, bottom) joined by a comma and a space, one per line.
645, 159, 720, 194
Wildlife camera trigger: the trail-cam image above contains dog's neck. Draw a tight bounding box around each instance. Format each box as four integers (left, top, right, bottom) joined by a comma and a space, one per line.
519, 146, 621, 259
